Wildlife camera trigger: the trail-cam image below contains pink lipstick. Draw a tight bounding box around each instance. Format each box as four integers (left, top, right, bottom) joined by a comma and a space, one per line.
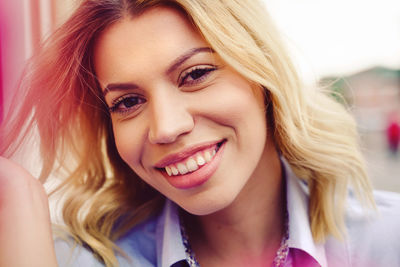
155, 140, 226, 189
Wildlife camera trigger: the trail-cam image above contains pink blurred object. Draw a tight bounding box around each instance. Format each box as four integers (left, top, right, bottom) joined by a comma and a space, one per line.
387, 117, 400, 153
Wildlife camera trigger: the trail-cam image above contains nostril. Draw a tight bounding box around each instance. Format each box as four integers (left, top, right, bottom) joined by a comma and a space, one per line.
148, 116, 194, 145
149, 132, 176, 144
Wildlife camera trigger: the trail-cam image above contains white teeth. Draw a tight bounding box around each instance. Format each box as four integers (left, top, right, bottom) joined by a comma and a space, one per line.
186, 158, 199, 172
165, 166, 172, 176
196, 154, 206, 166
177, 163, 188, 175
171, 166, 179, 175
204, 151, 212, 162
163, 146, 219, 176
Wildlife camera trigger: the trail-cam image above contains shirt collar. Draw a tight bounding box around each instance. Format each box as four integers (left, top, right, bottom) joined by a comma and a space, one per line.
155, 199, 187, 267
283, 158, 327, 267
156, 157, 328, 267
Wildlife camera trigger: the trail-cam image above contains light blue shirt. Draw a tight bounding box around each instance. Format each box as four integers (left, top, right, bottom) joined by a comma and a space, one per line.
55, 159, 400, 266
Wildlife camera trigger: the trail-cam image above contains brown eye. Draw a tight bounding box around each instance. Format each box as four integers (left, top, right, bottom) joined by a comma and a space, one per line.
121, 97, 140, 108
109, 95, 146, 114
179, 65, 217, 86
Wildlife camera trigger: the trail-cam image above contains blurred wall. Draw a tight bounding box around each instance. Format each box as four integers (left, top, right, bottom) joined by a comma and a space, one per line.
0, 0, 77, 121
0, 0, 27, 119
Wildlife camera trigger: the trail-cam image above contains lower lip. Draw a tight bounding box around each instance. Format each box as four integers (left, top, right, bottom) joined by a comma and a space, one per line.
161, 142, 226, 190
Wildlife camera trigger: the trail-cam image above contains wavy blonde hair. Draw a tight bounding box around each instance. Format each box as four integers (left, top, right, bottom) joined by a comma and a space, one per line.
0, 0, 374, 266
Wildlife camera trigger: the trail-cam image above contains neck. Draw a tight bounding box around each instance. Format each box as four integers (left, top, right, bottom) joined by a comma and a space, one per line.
183, 147, 285, 267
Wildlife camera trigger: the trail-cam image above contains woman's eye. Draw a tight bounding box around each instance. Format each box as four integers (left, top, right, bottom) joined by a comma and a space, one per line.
109, 95, 146, 114
179, 65, 217, 86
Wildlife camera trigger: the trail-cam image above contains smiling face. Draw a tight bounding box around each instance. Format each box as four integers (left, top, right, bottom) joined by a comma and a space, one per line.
94, 6, 280, 215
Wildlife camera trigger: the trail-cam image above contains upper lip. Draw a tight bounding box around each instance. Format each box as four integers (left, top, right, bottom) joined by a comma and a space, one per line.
154, 140, 223, 168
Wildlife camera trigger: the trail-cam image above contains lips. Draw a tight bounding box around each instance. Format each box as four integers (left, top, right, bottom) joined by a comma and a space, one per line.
164, 146, 217, 176
154, 140, 226, 189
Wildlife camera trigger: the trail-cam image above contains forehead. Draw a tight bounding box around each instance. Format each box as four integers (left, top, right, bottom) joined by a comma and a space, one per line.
93, 6, 208, 83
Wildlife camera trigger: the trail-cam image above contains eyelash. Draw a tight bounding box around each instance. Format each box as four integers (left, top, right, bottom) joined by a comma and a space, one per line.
109, 94, 146, 114
108, 65, 217, 115
178, 65, 217, 87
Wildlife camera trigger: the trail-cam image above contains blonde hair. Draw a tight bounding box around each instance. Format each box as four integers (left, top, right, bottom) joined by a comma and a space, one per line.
0, 0, 374, 266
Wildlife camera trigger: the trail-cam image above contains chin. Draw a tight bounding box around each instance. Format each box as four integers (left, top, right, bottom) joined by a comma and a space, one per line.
178, 192, 236, 216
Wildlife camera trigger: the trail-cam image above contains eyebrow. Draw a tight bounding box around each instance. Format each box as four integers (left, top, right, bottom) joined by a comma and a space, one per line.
103, 83, 139, 95
166, 47, 214, 75
103, 47, 214, 96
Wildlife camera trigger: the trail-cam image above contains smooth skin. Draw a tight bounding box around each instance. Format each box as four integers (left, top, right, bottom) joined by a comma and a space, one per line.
0, 157, 57, 267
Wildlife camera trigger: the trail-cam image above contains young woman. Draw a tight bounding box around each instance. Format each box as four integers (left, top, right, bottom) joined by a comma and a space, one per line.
1, 1, 399, 266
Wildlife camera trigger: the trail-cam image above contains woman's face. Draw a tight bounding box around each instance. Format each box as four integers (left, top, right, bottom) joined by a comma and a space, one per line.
94, 6, 278, 215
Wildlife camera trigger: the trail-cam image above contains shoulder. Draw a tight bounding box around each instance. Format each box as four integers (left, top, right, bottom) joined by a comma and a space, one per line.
54, 237, 104, 267
54, 216, 159, 267
347, 190, 400, 239
116, 215, 159, 266
328, 190, 400, 266
345, 190, 400, 234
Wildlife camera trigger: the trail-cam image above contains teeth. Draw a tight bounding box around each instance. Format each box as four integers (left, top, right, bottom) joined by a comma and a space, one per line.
204, 151, 212, 162
177, 163, 188, 175
196, 155, 206, 166
163, 147, 219, 176
171, 166, 179, 175
186, 158, 199, 172
165, 166, 172, 176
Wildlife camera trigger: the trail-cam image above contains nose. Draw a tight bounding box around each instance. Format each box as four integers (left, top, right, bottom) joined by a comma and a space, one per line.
148, 93, 194, 144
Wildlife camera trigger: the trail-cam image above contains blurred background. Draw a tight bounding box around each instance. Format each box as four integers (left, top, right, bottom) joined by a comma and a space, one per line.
266, 0, 400, 192
0, 0, 399, 191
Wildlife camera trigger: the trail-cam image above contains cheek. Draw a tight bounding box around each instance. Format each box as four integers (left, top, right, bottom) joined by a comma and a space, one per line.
202, 78, 269, 166
112, 121, 145, 170
199, 78, 267, 132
